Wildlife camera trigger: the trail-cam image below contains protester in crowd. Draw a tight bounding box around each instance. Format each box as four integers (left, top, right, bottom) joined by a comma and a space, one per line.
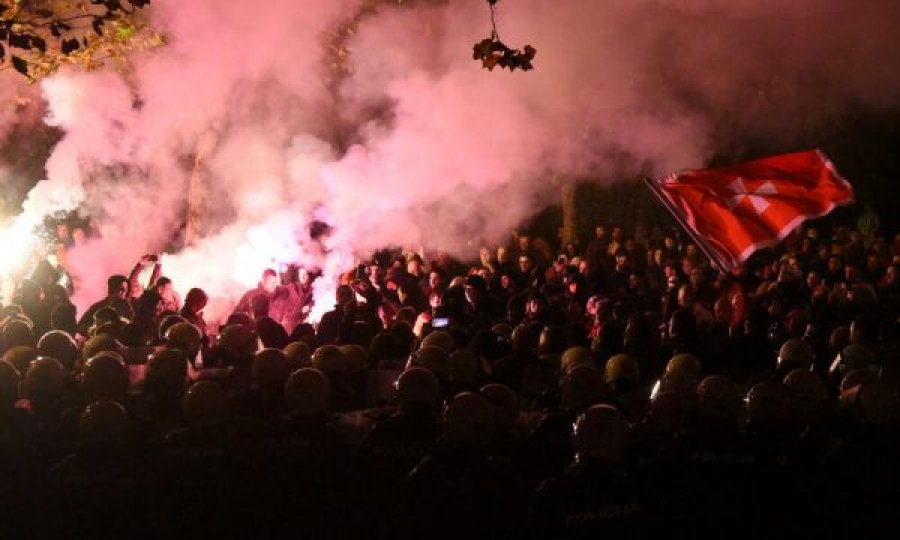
235, 268, 280, 315
75, 274, 132, 335
127, 254, 162, 310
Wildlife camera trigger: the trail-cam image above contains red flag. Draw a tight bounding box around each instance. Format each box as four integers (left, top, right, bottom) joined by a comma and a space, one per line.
648, 150, 854, 271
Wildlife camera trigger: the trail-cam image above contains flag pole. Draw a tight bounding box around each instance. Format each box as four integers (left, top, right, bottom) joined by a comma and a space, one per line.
642, 176, 730, 274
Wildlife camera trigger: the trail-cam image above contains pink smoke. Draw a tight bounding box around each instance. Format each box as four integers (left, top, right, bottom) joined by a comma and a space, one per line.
1, 0, 899, 325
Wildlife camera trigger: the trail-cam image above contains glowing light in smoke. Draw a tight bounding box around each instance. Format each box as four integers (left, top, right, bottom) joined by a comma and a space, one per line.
0, 218, 39, 275
0, 215, 41, 302
310, 242, 354, 323
5, 0, 899, 328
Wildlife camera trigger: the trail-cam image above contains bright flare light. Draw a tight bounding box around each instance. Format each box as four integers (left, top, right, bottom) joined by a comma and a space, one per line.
0, 214, 41, 302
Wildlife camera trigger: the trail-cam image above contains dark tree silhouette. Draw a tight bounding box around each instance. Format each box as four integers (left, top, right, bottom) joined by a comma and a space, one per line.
1, 0, 160, 80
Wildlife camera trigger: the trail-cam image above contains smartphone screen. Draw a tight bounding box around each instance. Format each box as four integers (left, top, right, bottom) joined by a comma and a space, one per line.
432, 317, 450, 328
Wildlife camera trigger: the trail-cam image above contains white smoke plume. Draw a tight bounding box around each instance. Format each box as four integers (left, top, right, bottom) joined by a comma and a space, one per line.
3, 0, 900, 324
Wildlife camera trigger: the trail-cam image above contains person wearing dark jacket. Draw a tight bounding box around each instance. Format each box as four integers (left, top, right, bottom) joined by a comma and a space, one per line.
180, 288, 209, 337
77, 275, 132, 336
234, 269, 279, 315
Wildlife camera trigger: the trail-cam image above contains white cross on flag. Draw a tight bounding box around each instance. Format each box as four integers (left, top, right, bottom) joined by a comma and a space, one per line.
648, 150, 855, 271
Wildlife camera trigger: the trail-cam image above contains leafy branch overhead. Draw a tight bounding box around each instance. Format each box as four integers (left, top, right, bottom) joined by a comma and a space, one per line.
472, 0, 535, 72
473, 38, 535, 72
0, 0, 163, 81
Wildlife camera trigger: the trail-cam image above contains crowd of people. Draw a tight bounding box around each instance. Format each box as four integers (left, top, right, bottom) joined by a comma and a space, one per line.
1, 213, 900, 537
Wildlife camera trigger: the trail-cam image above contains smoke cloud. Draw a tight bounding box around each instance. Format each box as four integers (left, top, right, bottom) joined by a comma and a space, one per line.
3, 0, 900, 323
